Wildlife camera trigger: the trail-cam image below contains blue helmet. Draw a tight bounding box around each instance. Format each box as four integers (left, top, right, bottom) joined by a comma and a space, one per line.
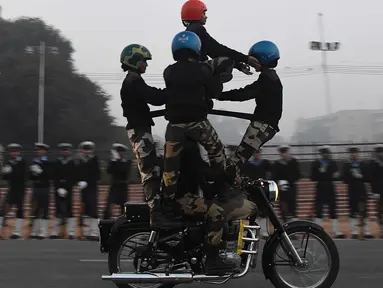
171, 31, 201, 59
248, 40, 280, 66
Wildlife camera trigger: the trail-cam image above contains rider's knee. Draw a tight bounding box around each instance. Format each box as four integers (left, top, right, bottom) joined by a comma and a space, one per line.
206, 203, 225, 222
225, 200, 257, 221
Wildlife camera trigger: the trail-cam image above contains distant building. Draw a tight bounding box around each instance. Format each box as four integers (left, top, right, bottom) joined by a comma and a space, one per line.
292, 109, 383, 143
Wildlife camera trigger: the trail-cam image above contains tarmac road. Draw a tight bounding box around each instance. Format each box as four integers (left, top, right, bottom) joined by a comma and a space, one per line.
0, 239, 382, 288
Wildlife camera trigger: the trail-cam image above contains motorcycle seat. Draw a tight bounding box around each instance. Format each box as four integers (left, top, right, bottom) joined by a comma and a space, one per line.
152, 217, 203, 231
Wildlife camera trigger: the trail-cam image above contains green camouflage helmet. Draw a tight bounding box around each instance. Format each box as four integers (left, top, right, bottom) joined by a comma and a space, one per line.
120, 44, 152, 70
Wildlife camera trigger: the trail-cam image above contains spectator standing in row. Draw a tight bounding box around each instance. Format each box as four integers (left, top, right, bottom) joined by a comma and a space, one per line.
0, 143, 26, 239
272, 145, 301, 223
104, 143, 131, 219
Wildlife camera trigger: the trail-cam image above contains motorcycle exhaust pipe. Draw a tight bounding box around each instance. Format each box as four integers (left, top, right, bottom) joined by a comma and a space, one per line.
102, 273, 194, 284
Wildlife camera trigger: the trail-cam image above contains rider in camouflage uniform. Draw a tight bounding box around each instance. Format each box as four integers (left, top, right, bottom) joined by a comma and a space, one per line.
217, 41, 282, 183
120, 44, 168, 224
177, 140, 256, 275
161, 31, 234, 204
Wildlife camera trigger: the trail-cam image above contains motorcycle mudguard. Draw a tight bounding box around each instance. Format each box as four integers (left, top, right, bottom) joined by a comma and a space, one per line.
100, 216, 150, 253
99, 219, 116, 253
262, 220, 324, 279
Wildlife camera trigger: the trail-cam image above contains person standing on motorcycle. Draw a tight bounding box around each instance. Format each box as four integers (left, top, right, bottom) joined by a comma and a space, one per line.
161, 31, 235, 275
311, 146, 345, 238
0, 143, 26, 239
76, 141, 100, 241
103, 143, 132, 219
51, 143, 77, 239
242, 149, 271, 238
177, 140, 255, 275
369, 144, 383, 238
120, 44, 168, 224
181, 0, 261, 72
342, 147, 373, 239
162, 31, 231, 201
272, 145, 301, 223
216, 40, 282, 183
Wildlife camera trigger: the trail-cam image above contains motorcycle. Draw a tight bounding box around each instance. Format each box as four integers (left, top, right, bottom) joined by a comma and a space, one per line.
98, 178, 340, 288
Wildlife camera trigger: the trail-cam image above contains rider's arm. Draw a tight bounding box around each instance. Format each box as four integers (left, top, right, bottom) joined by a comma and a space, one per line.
194, 25, 249, 64
200, 63, 223, 100
218, 81, 260, 102
136, 79, 167, 106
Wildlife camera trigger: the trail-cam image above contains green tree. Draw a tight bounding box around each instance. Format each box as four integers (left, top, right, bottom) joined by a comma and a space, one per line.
0, 17, 115, 149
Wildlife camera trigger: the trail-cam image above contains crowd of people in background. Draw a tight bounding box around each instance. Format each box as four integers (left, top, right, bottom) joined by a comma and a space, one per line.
240, 144, 383, 239
0, 141, 132, 241
0, 141, 382, 240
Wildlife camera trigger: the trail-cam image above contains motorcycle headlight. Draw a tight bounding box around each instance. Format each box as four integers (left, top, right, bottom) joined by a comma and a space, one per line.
266, 180, 279, 202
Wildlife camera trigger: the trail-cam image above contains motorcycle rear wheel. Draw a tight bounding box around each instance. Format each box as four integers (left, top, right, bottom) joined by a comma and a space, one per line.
108, 231, 175, 288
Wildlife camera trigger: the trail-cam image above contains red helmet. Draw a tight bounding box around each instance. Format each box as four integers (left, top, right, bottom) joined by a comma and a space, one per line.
181, 0, 207, 21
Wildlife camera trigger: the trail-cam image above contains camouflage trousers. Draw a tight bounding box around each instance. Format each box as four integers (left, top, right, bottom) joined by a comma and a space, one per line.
127, 127, 161, 208
162, 120, 226, 200
229, 120, 276, 177
177, 192, 256, 246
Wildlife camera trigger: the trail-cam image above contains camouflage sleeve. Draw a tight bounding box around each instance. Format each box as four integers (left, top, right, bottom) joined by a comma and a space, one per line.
204, 57, 235, 83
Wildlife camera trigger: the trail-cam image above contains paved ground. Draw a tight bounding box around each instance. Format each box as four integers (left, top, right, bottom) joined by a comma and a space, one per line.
0, 239, 382, 288
1, 217, 381, 239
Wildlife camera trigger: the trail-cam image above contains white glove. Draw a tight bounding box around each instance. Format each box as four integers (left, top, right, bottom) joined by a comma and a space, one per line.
2, 165, 12, 174
351, 168, 363, 179
110, 149, 120, 161
57, 188, 68, 197
77, 181, 88, 190
278, 180, 290, 192
332, 172, 340, 179
30, 164, 43, 175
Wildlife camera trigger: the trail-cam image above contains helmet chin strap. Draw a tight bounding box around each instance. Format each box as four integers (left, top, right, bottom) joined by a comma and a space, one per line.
182, 20, 203, 27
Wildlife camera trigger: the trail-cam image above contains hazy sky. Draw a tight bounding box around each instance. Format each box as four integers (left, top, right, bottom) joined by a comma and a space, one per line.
1, 0, 383, 140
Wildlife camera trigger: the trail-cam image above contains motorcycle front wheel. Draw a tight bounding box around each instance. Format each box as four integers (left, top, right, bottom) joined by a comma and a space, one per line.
108, 231, 175, 288
266, 226, 339, 288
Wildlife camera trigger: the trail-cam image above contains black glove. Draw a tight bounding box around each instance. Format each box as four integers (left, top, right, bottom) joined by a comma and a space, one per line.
234, 62, 253, 75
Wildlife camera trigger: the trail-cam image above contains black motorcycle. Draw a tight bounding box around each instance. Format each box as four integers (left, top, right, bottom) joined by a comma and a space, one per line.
98, 178, 339, 288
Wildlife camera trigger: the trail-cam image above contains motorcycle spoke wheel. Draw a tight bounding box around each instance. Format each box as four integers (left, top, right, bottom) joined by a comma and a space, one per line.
117, 232, 161, 288
273, 232, 332, 288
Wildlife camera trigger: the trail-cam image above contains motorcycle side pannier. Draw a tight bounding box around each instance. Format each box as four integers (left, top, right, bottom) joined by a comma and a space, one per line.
123, 202, 150, 223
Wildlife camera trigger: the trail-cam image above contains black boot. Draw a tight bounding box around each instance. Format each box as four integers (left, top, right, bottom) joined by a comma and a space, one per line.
204, 245, 236, 275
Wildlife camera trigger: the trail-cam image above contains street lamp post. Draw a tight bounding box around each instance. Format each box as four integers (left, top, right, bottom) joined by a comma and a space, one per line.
309, 13, 340, 115
25, 41, 59, 143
